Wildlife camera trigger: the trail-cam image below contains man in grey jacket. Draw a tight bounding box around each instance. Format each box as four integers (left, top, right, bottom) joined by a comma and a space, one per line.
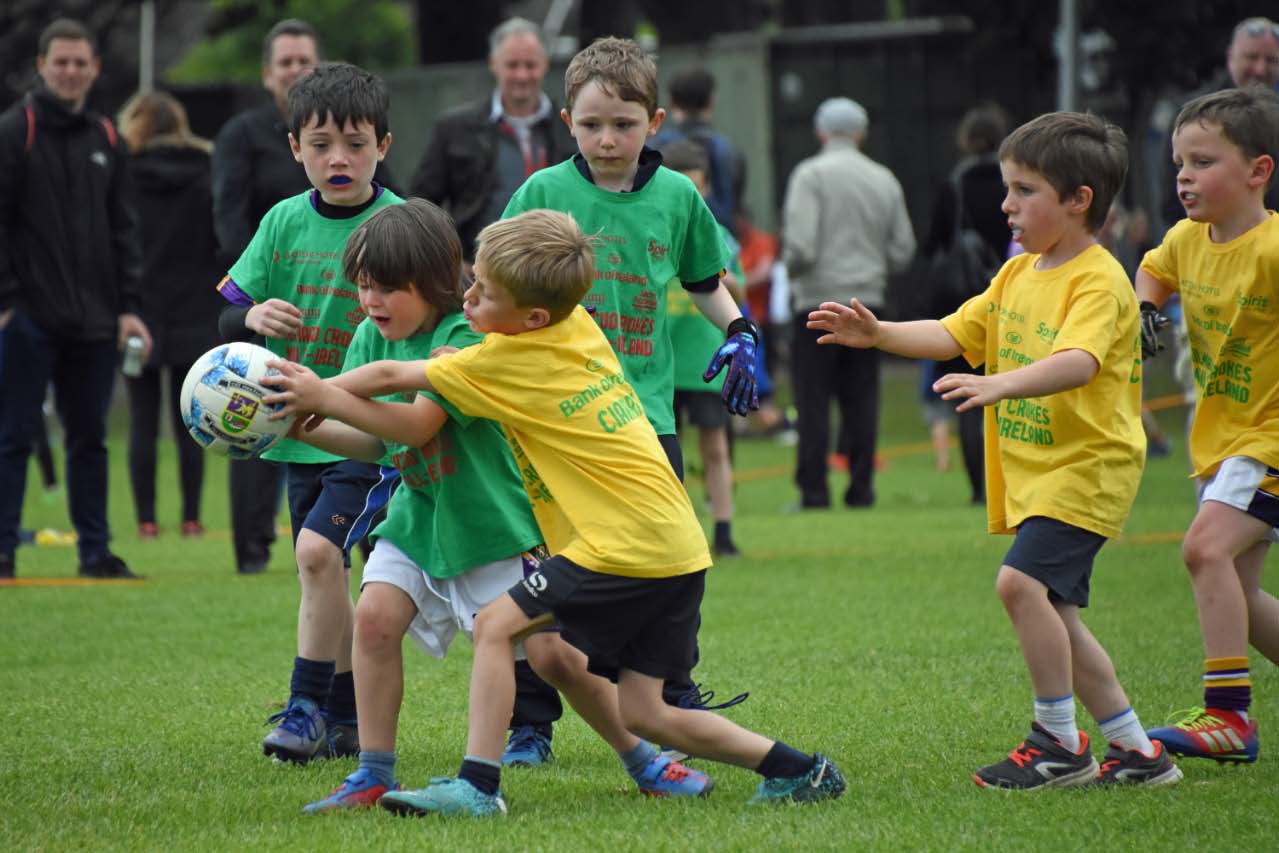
782, 97, 915, 509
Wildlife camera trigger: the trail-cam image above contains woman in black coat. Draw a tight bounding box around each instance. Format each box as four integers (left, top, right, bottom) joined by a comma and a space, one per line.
117, 91, 222, 538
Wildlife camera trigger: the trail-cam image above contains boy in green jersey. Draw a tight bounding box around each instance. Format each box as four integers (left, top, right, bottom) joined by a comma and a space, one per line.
501, 35, 756, 741
216, 62, 402, 762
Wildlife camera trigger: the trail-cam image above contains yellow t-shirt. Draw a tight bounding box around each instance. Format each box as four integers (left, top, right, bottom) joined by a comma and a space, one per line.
423, 306, 711, 578
1139, 214, 1279, 478
941, 244, 1145, 538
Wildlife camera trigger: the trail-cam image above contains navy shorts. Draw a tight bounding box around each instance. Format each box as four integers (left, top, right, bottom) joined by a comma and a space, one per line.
285, 460, 398, 566
674, 390, 730, 430
1003, 516, 1106, 607
508, 554, 705, 683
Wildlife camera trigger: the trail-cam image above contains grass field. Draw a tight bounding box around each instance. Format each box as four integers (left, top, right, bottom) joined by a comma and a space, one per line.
2, 362, 1276, 851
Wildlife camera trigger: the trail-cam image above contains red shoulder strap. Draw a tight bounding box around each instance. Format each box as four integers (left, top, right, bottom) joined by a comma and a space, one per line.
24, 101, 35, 153
99, 116, 117, 148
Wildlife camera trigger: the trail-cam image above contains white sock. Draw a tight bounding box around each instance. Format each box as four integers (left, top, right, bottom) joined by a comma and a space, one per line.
1099, 708, 1154, 756
1034, 695, 1079, 752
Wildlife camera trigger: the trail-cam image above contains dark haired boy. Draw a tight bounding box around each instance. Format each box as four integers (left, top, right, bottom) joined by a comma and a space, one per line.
216, 61, 402, 763
810, 111, 1182, 789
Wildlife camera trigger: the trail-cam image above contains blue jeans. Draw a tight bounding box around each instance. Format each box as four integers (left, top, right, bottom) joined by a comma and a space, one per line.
0, 311, 118, 562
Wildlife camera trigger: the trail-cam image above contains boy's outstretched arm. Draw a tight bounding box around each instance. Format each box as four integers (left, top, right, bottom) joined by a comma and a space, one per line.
807, 298, 964, 360
329, 358, 438, 398
935, 349, 1098, 413
262, 359, 446, 449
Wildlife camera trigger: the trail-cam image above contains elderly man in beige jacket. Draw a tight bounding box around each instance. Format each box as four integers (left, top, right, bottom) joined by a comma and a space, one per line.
782, 96, 916, 509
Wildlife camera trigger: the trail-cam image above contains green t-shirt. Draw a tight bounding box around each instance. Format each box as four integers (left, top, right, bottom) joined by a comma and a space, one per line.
345, 312, 542, 579
228, 188, 402, 462
503, 160, 726, 435
667, 224, 744, 392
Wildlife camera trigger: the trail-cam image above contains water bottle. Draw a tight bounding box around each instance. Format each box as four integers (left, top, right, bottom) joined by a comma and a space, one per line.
122, 336, 145, 378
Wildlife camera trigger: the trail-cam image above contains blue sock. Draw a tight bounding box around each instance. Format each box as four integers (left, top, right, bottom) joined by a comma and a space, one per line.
459, 756, 501, 796
619, 740, 659, 781
289, 656, 334, 705
358, 750, 396, 787
326, 671, 357, 724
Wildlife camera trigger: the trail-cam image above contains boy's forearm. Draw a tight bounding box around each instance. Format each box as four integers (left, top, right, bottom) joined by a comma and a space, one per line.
1134, 269, 1175, 307
289, 418, 386, 463
993, 349, 1099, 399
689, 284, 744, 333
324, 389, 445, 449
876, 320, 965, 360
331, 359, 434, 398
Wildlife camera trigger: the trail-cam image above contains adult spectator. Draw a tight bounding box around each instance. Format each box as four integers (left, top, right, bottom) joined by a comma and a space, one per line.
118, 90, 222, 541
652, 68, 746, 229
918, 103, 1011, 505
0, 18, 149, 579
410, 17, 576, 262
212, 19, 395, 575
1154, 16, 1279, 228
782, 97, 915, 510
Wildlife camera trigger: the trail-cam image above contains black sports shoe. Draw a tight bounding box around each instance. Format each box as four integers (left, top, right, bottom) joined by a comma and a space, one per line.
974, 722, 1098, 790
78, 553, 142, 579
326, 720, 360, 758
1095, 740, 1183, 785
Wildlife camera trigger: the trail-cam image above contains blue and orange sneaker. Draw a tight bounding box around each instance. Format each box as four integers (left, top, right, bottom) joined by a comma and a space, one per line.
1146, 708, 1258, 764
303, 768, 399, 813
379, 777, 507, 817
636, 753, 714, 797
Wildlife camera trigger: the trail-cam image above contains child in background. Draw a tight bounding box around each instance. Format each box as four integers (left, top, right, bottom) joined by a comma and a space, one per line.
810, 111, 1181, 789
302, 209, 844, 815
1137, 86, 1279, 765
260, 200, 710, 810
663, 138, 744, 557
216, 62, 402, 762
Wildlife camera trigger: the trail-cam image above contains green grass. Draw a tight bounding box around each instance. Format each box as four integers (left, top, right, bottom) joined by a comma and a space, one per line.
2, 363, 1275, 851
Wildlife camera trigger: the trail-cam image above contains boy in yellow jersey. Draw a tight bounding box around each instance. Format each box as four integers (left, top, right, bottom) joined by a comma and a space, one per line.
810, 112, 1182, 789
1137, 86, 1279, 765
294, 209, 843, 815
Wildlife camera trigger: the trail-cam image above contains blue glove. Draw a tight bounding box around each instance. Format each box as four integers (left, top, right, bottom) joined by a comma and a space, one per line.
703, 317, 760, 416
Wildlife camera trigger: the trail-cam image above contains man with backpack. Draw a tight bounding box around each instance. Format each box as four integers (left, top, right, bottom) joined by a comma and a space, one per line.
0, 18, 149, 580
653, 68, 746, 229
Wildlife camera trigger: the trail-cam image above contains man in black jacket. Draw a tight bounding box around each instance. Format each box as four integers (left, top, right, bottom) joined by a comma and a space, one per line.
0, 19, 150, 580
410, 17, 576, 262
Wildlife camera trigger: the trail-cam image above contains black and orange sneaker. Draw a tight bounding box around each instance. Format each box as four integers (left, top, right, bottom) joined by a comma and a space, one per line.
1095, 740, 1182, 785
973, 722, 1098, 790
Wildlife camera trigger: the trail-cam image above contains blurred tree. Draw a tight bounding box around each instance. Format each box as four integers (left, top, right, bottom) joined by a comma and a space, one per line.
167, 0, 415, 83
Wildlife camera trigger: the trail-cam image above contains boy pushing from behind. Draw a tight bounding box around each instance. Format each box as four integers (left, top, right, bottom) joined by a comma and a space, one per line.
1138, 87, 1279, 764
295, 209, 844, 815
810, 112, 1181, 789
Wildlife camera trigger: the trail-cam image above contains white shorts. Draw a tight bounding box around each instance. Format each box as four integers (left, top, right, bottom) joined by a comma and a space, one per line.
1198, 456, 1279, 544
360, 539, 528, 660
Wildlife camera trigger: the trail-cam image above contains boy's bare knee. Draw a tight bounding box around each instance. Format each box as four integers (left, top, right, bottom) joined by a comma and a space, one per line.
525, 639, 577, 689
295, 534, 342, 579
354, 599, 399, 655
1181, 532, 1221, 575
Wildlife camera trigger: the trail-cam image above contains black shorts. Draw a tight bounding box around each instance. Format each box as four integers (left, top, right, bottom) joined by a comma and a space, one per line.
1003, 516, 1106, 607
674, 390, 729, 430
508, 554, 705, 683
285, 460, 398, 565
